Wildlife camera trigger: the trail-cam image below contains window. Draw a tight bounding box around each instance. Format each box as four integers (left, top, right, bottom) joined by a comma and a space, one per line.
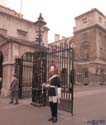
99, 32, 102, 36
61, 68, 68, 86
80, 42, 89, 60
82, 32, 88, 40
17, 29, 27, 39
82, 17, 87, 24
84, 68, 88, 78
0, 28, 7, 35
100, 48, 103, 55
99, 17, 102, 23
104, 21, 106, 26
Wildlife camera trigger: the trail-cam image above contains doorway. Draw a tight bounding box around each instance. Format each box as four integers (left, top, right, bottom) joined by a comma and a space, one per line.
0, 51, 3, 93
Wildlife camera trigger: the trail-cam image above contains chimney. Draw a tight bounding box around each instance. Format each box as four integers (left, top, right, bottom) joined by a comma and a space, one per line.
54, 34, 60, 41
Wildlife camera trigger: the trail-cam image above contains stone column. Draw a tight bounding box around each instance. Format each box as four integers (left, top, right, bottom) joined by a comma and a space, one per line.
1, 42, 14, 97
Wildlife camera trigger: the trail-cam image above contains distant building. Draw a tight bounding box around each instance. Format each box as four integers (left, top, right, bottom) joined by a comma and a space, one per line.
50, 8, 106, 85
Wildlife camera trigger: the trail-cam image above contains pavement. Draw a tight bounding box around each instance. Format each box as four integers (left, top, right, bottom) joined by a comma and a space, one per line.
0, 85, 106, 125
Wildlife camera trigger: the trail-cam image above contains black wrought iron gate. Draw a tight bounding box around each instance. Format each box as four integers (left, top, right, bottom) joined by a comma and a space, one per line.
47, 44, 74, 114
32, 49, 47, 106
15, 52, 34, 98
15, 44, 74, 114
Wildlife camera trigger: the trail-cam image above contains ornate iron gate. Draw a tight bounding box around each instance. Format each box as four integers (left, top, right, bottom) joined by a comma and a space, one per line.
15, 52, 34, 98
31, 44, 74, 114
15, 44, 74, 114
47, 44, 74, 114
32, 49, 47, 106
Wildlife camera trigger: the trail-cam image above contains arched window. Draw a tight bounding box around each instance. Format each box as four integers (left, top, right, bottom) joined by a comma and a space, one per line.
80, 41, 90, 60
0, 51, 3, 92
83, 68, 89, 78
61, 68, 68, 86
0, 51, 3, 64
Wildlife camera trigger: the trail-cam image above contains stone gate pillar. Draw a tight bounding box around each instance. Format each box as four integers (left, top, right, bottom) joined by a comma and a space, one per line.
1, 41, 19, 97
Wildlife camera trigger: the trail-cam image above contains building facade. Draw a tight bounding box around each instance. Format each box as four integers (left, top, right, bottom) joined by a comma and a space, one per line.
74, 8, 106, 85
0, 5, 49, 96
51, 8, 106, 85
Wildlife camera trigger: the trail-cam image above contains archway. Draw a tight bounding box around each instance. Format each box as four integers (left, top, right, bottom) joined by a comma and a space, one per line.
0, 51, 3, 93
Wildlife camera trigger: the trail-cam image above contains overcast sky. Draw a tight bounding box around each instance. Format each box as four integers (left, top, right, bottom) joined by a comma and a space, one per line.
0, 0, 106, 42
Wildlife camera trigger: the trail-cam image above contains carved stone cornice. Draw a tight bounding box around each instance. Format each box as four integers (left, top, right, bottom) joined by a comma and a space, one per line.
0, 34, 8, 47
0, 33, 34, 48
74, 24, 106, 34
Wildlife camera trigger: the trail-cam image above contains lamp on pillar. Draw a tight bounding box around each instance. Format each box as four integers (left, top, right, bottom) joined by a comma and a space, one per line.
31, 13, 47, 106
34, 13, 46, 46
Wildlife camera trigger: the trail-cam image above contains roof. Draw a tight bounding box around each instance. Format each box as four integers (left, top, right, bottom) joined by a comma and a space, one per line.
0, 5, 23, 18
49, 36, 74, 45
0, 5, 36, 25
75, 8, 106, 19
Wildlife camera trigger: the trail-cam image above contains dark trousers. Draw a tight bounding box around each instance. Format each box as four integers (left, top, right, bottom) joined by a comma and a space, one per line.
49, 102, 58, 119
10, 91, 19, 103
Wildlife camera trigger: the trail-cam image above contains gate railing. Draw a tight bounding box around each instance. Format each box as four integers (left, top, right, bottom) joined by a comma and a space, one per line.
15, 44, 74, 114
46, 45, 74, 114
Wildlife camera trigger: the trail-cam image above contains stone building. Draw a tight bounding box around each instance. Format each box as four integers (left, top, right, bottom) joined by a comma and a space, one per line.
0, 5, 49, 96
51, 8, 106, 85
74, 8, 106, 85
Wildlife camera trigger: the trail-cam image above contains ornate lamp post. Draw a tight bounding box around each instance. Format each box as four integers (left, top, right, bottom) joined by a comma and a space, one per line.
34, 13, 46, 46
32, 13, 47, 106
